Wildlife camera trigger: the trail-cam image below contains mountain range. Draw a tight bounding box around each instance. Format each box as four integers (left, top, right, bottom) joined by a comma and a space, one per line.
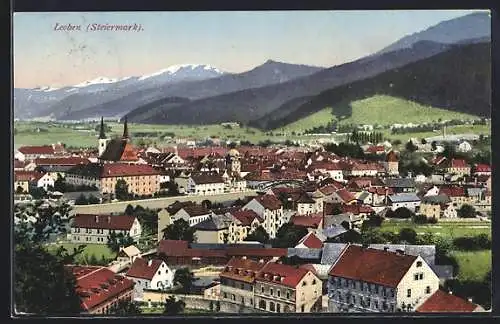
14, 12, 491, 128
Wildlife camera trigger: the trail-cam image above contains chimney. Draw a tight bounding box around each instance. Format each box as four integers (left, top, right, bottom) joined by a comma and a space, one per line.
259, 259, 265, 264
95, 215, 99, 223
467, 297, 473, 303
148, 259, 153, 267
241, 256, 247, 260
448, 290, 453, 295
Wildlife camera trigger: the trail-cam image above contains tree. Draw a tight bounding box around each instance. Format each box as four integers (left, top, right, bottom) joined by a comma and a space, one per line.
244, 225, 270, 244
14, 202, 84, 315
405, 140, 418, 153
201, 199, 212, 210
442, 142, 457, 159
29, 186, 47, 200
53, 174, 67, 192
458, 204, 476, 218
107, 232, 135, 254
420, 138, 427, 145
87, 195, 100, 204
361, 213, 384, 230
272, 223, 308, 248
431, 141, 437, 151
173, 268, 195, 294
115, 179, 130, 201
75, 194, 88, 205
162, 219, 196, 243
392, 207, 414, 219
110, 300, 142, 315
125, 204, 135, 215
399, 228, 417, 244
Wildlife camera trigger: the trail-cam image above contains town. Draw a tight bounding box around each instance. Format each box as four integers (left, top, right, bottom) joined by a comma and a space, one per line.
13, 117, 491, 315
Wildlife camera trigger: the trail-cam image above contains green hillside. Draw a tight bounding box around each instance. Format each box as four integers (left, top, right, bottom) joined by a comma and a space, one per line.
278, 95, 479, 133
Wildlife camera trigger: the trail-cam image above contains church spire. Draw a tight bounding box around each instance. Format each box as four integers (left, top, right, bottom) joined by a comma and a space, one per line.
99, 117, 106, 139
122, 116, 129, 140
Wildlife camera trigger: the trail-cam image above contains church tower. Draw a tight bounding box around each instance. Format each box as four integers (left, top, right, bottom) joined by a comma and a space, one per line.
98, 117, 110, 157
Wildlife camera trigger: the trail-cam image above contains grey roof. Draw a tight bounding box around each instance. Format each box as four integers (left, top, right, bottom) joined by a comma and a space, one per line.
66, 163, 102, 178
192, 276, 219, 288
357, 191, 370, 201
193, 214, 232, 231
421, 194, 452, 204
323, 213, 354, 228
384, 178, 416, 188
320, 243, 348, 265
322, 225, 348, 238
467, 187, 485, 197
388, 193, 421, 203
37, 165, 75, 173
431, 265, 455, 280
363, 244, 436, 266
287, 248, 322, 260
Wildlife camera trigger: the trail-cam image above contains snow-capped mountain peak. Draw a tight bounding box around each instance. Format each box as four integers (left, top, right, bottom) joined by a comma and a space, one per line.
33, 86, 60, 92
138, 64, 223, 81
73, 76, 119, 88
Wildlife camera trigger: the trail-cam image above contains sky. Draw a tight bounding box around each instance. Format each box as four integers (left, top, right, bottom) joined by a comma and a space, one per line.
13, 10, 485, 88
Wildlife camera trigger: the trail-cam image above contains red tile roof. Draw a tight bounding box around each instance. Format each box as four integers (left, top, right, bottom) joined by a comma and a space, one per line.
18, 145, 55, 155
341, 204, 374, 215
474, 164, 491, 173
367, 187, 394, 195
230, 210, 263, 225
14, 170, 44, 182
336, 189, 356, 203
14, 159, 27, 169
365, 146, 385, 154
125, 258, 164, 280
34, 157, 90, 166
68, 265, 134, 312
256, 262, 310, 288
291, 215, 323, 229
351, 163, 380, 171
220, 257, 267, 283
386, 150, 399, 162
253, 194, 283, 210
100, 163, 162, 178
308, 161, 343, 171
157, 240, 190, 256
439, 186, 466, 197
416, 290, 479, 313
449, 159, 469, 169
329, 245, 417, 288
319, 183, 344, 195
297, 232, 324, 248
72, 214, 136, 230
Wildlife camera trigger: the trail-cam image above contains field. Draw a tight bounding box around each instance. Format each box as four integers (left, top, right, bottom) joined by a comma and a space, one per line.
380, 220, 491, 238
450, 250, 491, 282
45, 242, 116, 263
277, 95, 481, 134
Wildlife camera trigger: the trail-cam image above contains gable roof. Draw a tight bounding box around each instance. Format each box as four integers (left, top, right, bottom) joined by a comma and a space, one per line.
157, 239, 190, 256
439, 186, 466, 197
256, 262, 311, 288
14, 170, 44, 182
290, 215, 322, 229
384, 178, 415, 188
190, 173, 225, 184
180, 205, 211, 217
99, 139, 138, 162
421, 194, 452, 205
101, 163, 162, 178
34, 157, 90, 166
387, 193, 420, 203
253, 194, 283, 210
72, 214, 136, 230
69, 265, 134, 311
296, 232, 324, 249
474, 164, 491, 173
119, 245, 141, 258
416, 290, 480, 312
126, 258, 164, 280
220, 257, 267, 283
335, 189, 356, 203
449, 159, 469, 169
230, 209, 263, 226
18, 145, 56, 155
194, 214, 232, 231
329, 245, 417, 287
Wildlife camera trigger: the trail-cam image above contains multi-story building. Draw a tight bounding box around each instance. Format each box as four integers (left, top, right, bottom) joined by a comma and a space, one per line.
99, 164, 161, 196
254, 262, 323, 313
327, 245, 440, 313
419, 195, 457, 219
69, 214, 142, 244
68, 265, 135, 314
227, 209, 264, 243
33, 157, 90, 180
219, 256, 266, 308
172, 205, 213, 227
187, 173, 226, 195
386, 193, 421, 212
15, 144, 63, 162
243, 194, 285, 239
193, 214, 233, 244
125, 258, 175, 300
439, 186, 469, 209
385, 151, 399, 175
445, 159, 471, 177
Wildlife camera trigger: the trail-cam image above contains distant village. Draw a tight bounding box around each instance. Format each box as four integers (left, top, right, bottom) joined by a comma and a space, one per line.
13, 117, 491, 314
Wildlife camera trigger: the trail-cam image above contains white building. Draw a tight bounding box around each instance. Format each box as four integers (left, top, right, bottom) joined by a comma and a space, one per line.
386, 194, 421, 212
327, 245, 440, 313
125, 258, 175, 300
37, 173, 55, 191
69, 214, 142, 244
456, 141, 472, 153
172, 205, 213, 227
243, 194, 285, 239
187, 173, 225, 195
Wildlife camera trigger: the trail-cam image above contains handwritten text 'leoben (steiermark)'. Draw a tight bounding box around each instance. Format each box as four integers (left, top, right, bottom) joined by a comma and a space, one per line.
53, 23, 145, 32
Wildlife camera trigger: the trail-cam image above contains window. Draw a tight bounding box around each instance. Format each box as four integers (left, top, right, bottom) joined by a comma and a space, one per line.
223, 292, 227, 299
302, 281, 306, 287
261, 286, 265, 293
287, 291, 290, 299
270, 302, 275, 312
374, 300, 378, 309
425, 286, 431, 294
301, 305, 305, 312
419, 273, 424, 280
270, 288, 273, 296
232, 294, 236, 301
391, 289, 395, 297
414, 274, 419, 281
312, 279, 317, 285
277, 304, 281, 313
407, 289, 411, 298
277, 290, 281, 297
259, 300, 266, 309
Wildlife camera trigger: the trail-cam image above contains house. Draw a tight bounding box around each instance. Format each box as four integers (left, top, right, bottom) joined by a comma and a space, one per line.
290, 214, 323, 231
37, 173, 55, 191
296, 194, 317, 215
329, 189, 357, 205
445, 159, 471, 177
15, 145, 60, 161
14, 171, 43, 193
117, 245, 142, 264
187, 173, 226, 195
386, 193, 421, 212
172, 205, 213, 227
254, 262, 323, 313
384, 178, 416, 193
33, 157, 90, 180
228, 209, 264, 243
243, 194, 285, 239
68, 265, 135, 314
439, 186, 468, 209
323, 212, 361, 230
295, 232, 325, 249
125, 258, 174, 300
385, 151, 399, 176
327, 245, 440, 313
456, 141, 472, 153
473, 164, 491, 176
69, 214, 142, 244
307, 161, 344, 182
193, 214, 233, 244
466, 187, 491, 212
349, 163, 379, 177
419, 195, 456, 219
219, 256, 267, 308
416, 290, 485, 312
